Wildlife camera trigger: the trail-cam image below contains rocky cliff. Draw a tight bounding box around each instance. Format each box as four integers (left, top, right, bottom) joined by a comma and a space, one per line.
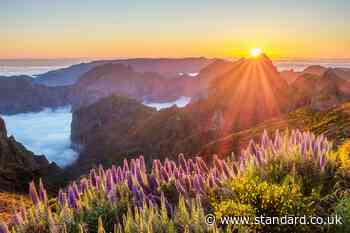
0, 116, 62, 193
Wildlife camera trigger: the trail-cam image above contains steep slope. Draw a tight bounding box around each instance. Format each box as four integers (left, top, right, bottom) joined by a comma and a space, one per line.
204, 54, 293, 132
279, 70, 300, 84
69, 95, 157, 174
200, 102, 350, 158
71, 63, 199, 109
0, 116, 62, 193
332, 68, 350, 81
69, 95, 221, 175
0, 75, 72, 114
197, 59, 237, 89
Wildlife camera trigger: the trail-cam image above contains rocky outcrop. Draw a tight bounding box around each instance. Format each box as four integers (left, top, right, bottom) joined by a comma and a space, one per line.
69, 95, 221, 176
0, 76, 72, 114
0, 116, 62, 193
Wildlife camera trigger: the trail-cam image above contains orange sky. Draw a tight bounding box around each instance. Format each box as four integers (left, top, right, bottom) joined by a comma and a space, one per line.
2, 1, 349, 59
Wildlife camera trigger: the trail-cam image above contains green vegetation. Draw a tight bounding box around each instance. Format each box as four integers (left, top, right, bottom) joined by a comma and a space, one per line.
2, 130, 350, 233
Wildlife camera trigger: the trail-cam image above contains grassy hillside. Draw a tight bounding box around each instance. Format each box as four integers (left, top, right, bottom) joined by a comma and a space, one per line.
200, 102, 350, 158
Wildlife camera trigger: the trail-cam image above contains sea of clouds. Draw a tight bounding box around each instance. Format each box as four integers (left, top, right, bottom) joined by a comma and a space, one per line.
1, 107, 78, 167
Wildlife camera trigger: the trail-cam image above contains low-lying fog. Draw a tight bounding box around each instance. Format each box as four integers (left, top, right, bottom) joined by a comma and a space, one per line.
1, 97, 191, 167
143, 96, 191, 110
1, 107, 78, 167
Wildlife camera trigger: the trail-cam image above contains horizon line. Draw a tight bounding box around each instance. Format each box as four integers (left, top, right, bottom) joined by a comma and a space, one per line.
1, 56, 350, 61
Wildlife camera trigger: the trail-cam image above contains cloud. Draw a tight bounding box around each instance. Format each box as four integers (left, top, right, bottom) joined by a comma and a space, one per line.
143, 96, 191, 111
1, 107, 78, 167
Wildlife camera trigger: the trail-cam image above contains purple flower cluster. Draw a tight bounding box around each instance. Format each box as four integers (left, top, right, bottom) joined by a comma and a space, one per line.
242, 129, 332, 170
7, 129, 332, 231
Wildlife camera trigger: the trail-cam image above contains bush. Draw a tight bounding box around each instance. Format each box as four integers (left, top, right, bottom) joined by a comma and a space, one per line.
211, 176, 319, 233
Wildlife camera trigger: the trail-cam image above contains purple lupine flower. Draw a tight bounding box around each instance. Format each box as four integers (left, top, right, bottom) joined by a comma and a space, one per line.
320, 155, 326, 171
29, 181, 40, 205
116, 166, 124, 183
261, 130, 270, 149
0, 223, 9, 233
175, 180, 188, 197
184, 175, 192, 190
38, 179, 48, 205
127, 173, 133, 190
11, 212, 23, 225
221, 160, 231, 178
160, 192, 173, 216
98, 165, 106, 179
107, 188, 118, 203
131, 185, 140, 203
193, 175, 205, 194
135, 167, 144, 187
95, 176, 103, 190
139, 155, 146, 172
173, 167, 180, 179
196, 157, 209, 173
232, 163, 238, 175
79, 178, 89, 193
255, 151, 263, 166
178, 153, 188, 171
164, 159, 172, 174
111, 165, 118, 183
208, 173, 216, 187
106, 170, 114, 193
72, 182, 80, 199
188, 159, 196, 173
160, 167, 169, 182
147, 194, 161, 206
239, 160, 245, 173
90, 168, 98, 187
248, 140, 258, 157
68, 186, 78, 209
152, 160, 160, 178
123, 159, 129, 173
58, 190, 67, 207
147, 174, 159, 191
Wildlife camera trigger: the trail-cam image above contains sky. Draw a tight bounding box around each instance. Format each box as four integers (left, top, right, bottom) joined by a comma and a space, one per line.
1, 0, 349, 59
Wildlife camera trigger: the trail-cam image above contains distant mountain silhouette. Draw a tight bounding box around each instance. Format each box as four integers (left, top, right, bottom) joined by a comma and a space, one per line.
71, 63, 200, 109
0, 75, 72, 114
34, 58, 215, 87
292, 68, 350, 110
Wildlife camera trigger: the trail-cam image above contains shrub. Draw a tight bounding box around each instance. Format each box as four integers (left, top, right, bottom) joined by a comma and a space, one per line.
2, 129, 342, 233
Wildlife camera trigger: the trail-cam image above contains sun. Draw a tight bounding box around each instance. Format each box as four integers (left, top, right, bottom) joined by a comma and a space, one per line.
250, 48, 263, 57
